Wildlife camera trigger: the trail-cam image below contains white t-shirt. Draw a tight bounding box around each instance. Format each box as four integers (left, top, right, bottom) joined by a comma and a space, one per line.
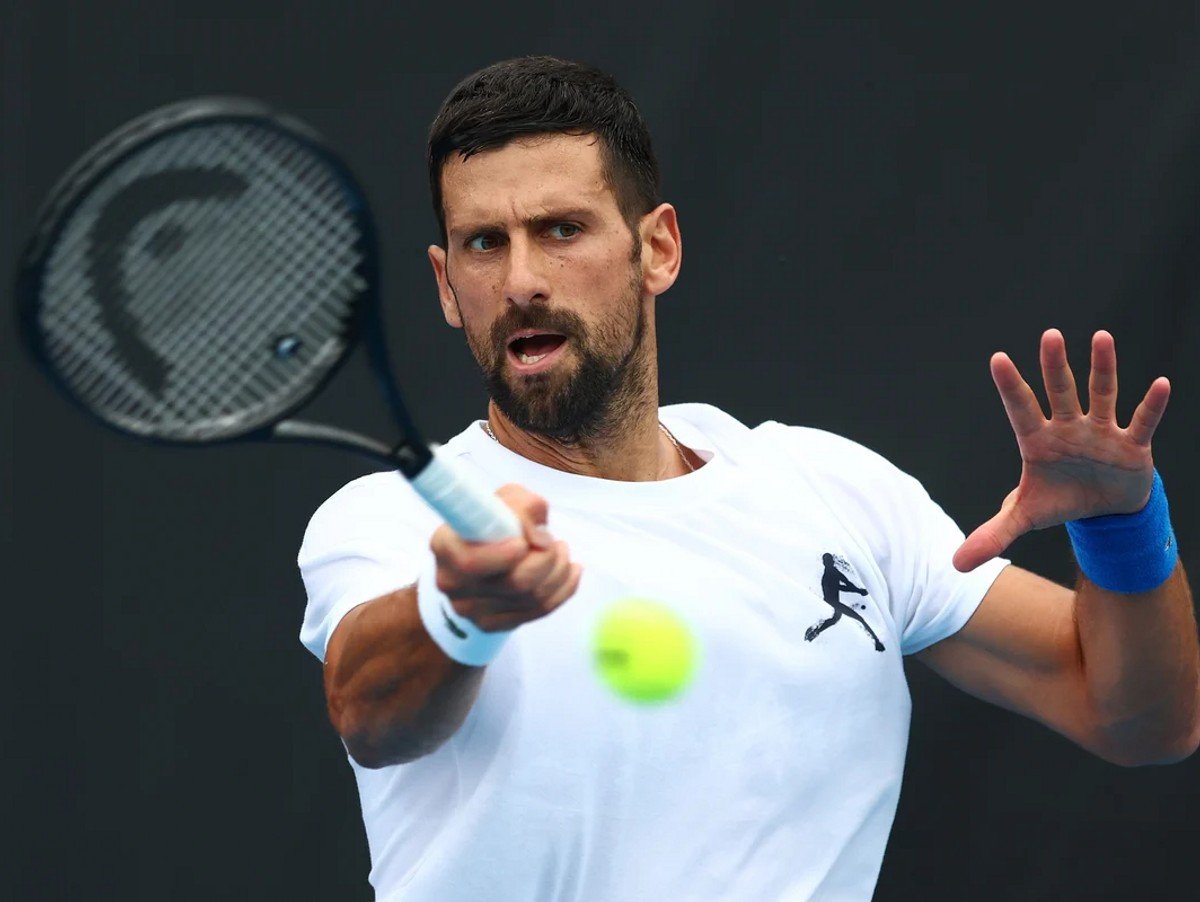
298, 403, 1008, 901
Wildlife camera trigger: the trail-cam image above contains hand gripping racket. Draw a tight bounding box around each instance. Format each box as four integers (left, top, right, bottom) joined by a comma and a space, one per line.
15, 97, 520, 543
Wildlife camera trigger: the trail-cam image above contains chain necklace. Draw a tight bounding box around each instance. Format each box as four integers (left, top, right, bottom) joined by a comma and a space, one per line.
480, 420, 695, 474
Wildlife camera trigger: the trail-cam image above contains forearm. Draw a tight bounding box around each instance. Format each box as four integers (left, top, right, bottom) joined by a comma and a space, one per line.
1076, 562, 1200, 765
324, 586, 487, 768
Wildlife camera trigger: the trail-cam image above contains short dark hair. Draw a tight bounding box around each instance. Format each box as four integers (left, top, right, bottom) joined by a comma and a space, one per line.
427, 56, 661, 244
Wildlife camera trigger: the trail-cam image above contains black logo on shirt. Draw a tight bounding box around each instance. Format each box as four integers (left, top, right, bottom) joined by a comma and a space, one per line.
805, 553, 885, 652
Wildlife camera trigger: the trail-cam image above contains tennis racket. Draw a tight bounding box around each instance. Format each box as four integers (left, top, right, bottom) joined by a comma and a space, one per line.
15, 96, 520, 543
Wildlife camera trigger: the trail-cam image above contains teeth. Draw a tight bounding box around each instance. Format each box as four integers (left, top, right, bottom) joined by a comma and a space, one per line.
519, 353, 547, 364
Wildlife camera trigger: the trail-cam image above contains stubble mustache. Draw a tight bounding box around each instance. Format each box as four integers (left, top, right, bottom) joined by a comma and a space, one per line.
485, 306, 586, 369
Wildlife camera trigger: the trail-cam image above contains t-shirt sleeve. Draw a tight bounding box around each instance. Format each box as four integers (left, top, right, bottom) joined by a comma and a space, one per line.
758, 423, 1009, 655
297, 473, 436, 662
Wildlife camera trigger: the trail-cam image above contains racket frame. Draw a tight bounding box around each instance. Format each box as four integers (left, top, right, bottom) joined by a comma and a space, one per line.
15, 96, 434, 478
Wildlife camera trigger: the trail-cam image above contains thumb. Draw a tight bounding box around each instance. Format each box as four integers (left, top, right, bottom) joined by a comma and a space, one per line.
495, 483, 555, 550
953, 503, 1027, 572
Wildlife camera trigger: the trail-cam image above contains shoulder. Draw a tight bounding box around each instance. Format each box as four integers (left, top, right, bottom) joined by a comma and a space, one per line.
750, 420, 909, 482
306, 470, 411, 522
665, 402, 906, 481
299, 470, 438, 559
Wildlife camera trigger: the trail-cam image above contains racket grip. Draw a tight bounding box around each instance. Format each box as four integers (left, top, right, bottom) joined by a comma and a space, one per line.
411, 449, 522, 542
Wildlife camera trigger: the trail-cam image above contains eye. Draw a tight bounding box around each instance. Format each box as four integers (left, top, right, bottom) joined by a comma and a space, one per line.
466, 232, 502, 252
548, 223, 581, 240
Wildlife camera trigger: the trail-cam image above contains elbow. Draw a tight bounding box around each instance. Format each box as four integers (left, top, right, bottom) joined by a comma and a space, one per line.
1091, 711, 1200, 768
342, 727, 444, 770
341, 727, 399, 770
1150, 714, 1200, 766
344, 740, 407, 770
1102, 742, 1198, 769
329, 695, 440, 769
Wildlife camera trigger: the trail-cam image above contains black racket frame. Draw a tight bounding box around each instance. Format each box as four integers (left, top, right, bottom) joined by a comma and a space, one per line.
15, 97, 434, 478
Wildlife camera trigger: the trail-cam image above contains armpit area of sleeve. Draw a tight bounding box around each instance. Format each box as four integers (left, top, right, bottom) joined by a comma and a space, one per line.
299, 576, 414, 663
901, 557, 1011, 656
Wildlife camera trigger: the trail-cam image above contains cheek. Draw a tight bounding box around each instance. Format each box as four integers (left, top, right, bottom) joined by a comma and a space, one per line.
446, 272, 503, 329
564, 248, 637, 305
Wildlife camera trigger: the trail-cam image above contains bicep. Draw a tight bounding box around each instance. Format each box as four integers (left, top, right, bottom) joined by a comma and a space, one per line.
916, 565, 1100, 748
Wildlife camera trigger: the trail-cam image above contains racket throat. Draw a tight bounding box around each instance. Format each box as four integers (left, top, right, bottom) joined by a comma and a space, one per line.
271, 420, 432, 476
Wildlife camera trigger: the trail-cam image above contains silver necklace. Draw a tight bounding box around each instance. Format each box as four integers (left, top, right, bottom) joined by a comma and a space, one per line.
659, 423, 696, 474
480, 420, 695, 474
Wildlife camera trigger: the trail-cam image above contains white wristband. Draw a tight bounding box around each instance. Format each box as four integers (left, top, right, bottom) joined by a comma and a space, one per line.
416, 559, 513, 666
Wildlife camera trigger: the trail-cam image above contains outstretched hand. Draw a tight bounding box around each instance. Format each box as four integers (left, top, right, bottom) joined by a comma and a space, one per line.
953, 329, 1170, 572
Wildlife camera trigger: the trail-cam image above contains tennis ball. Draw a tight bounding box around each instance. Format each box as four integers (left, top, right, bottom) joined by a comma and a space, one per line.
593, 598, 698, 704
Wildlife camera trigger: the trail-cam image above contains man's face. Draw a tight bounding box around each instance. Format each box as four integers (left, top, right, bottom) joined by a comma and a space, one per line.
430, 133, 650, 440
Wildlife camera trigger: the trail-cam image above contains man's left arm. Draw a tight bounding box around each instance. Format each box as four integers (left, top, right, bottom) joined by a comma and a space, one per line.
918, 329, 1200, 766
919, 563, 1198, 765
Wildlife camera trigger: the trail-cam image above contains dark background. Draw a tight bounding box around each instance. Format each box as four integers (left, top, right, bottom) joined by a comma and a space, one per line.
4, 2, 1198, 899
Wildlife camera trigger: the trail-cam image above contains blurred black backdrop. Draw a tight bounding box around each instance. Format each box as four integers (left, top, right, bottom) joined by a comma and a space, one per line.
3, 2, 1198, 899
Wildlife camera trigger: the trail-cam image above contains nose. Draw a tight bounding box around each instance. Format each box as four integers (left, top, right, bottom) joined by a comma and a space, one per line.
502, 236, 550, 309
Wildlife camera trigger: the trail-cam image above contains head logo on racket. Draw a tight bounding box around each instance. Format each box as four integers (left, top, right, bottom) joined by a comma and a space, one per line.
87, 168, 249, 396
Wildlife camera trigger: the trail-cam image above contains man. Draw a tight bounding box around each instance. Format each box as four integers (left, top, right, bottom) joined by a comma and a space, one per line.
298, 57, 1198, 900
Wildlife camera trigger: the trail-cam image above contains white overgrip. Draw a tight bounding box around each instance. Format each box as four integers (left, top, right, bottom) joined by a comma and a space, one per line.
409, 448, 522, 542
409, 448, 521, 665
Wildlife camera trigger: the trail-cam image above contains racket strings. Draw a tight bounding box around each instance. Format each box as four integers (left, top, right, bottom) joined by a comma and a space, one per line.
116, 129, 354, 418
36, 121, 367, 440
128, 131, 351, 418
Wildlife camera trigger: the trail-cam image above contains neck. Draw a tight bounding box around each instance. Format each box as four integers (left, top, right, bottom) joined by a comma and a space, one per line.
484, 355, 695, 481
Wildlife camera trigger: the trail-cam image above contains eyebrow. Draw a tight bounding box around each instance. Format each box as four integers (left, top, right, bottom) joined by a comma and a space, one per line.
449, 208, 596, 240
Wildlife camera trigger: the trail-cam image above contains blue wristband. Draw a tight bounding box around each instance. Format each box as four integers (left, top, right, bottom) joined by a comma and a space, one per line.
1065, 470, 1178, 594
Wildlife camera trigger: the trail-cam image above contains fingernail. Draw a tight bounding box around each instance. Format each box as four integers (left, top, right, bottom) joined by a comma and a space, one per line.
532, 525, 555, 549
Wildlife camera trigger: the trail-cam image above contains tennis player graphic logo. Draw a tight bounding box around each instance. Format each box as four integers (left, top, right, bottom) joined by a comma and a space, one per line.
804, 553, 885, 652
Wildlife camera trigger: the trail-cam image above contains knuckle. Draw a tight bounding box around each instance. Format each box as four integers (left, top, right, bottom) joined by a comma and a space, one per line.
434, 537, 466, 571
504, 485, 549, 518
429, 525, 454, 557
494, 483, 523, 506
526, 494, 550, 521
495, 486, 551, 526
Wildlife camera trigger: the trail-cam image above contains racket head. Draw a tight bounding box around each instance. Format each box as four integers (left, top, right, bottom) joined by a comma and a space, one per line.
16, 97, 385, 446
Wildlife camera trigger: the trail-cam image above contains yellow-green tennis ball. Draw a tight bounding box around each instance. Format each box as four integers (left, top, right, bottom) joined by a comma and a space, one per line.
593, 598, 698, 704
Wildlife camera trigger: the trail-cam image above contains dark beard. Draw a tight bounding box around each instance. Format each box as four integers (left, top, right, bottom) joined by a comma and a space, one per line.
462, 271, 649, 443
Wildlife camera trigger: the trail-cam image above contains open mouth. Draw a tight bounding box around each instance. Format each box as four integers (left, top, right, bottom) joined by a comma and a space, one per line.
506, 330, 568, 374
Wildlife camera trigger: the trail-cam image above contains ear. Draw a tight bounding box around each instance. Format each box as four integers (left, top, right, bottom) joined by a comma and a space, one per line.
639, 203, 682, 298
427, 244, 462, 328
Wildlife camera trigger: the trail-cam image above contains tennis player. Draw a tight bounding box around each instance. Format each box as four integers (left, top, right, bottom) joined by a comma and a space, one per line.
299, 57, 1199, 900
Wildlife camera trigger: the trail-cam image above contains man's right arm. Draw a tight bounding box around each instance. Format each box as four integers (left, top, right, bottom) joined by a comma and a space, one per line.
322, 485, 580, 768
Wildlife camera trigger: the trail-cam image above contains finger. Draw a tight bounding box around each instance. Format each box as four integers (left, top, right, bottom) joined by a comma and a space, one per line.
495, 484, 554, 549
1087, 330, 1118, 424
503, 540, 572, 600
432, 525, 526, 580
952, 504, 1030, 572
470, 563, 583, 630
542, 562, 584, 611
1126, 377, 1171, 446
990, 352, 1046, 438
1039, 328, 1082, 418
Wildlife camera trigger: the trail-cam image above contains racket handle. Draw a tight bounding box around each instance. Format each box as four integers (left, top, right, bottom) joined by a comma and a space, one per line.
411, 449, 522, 542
